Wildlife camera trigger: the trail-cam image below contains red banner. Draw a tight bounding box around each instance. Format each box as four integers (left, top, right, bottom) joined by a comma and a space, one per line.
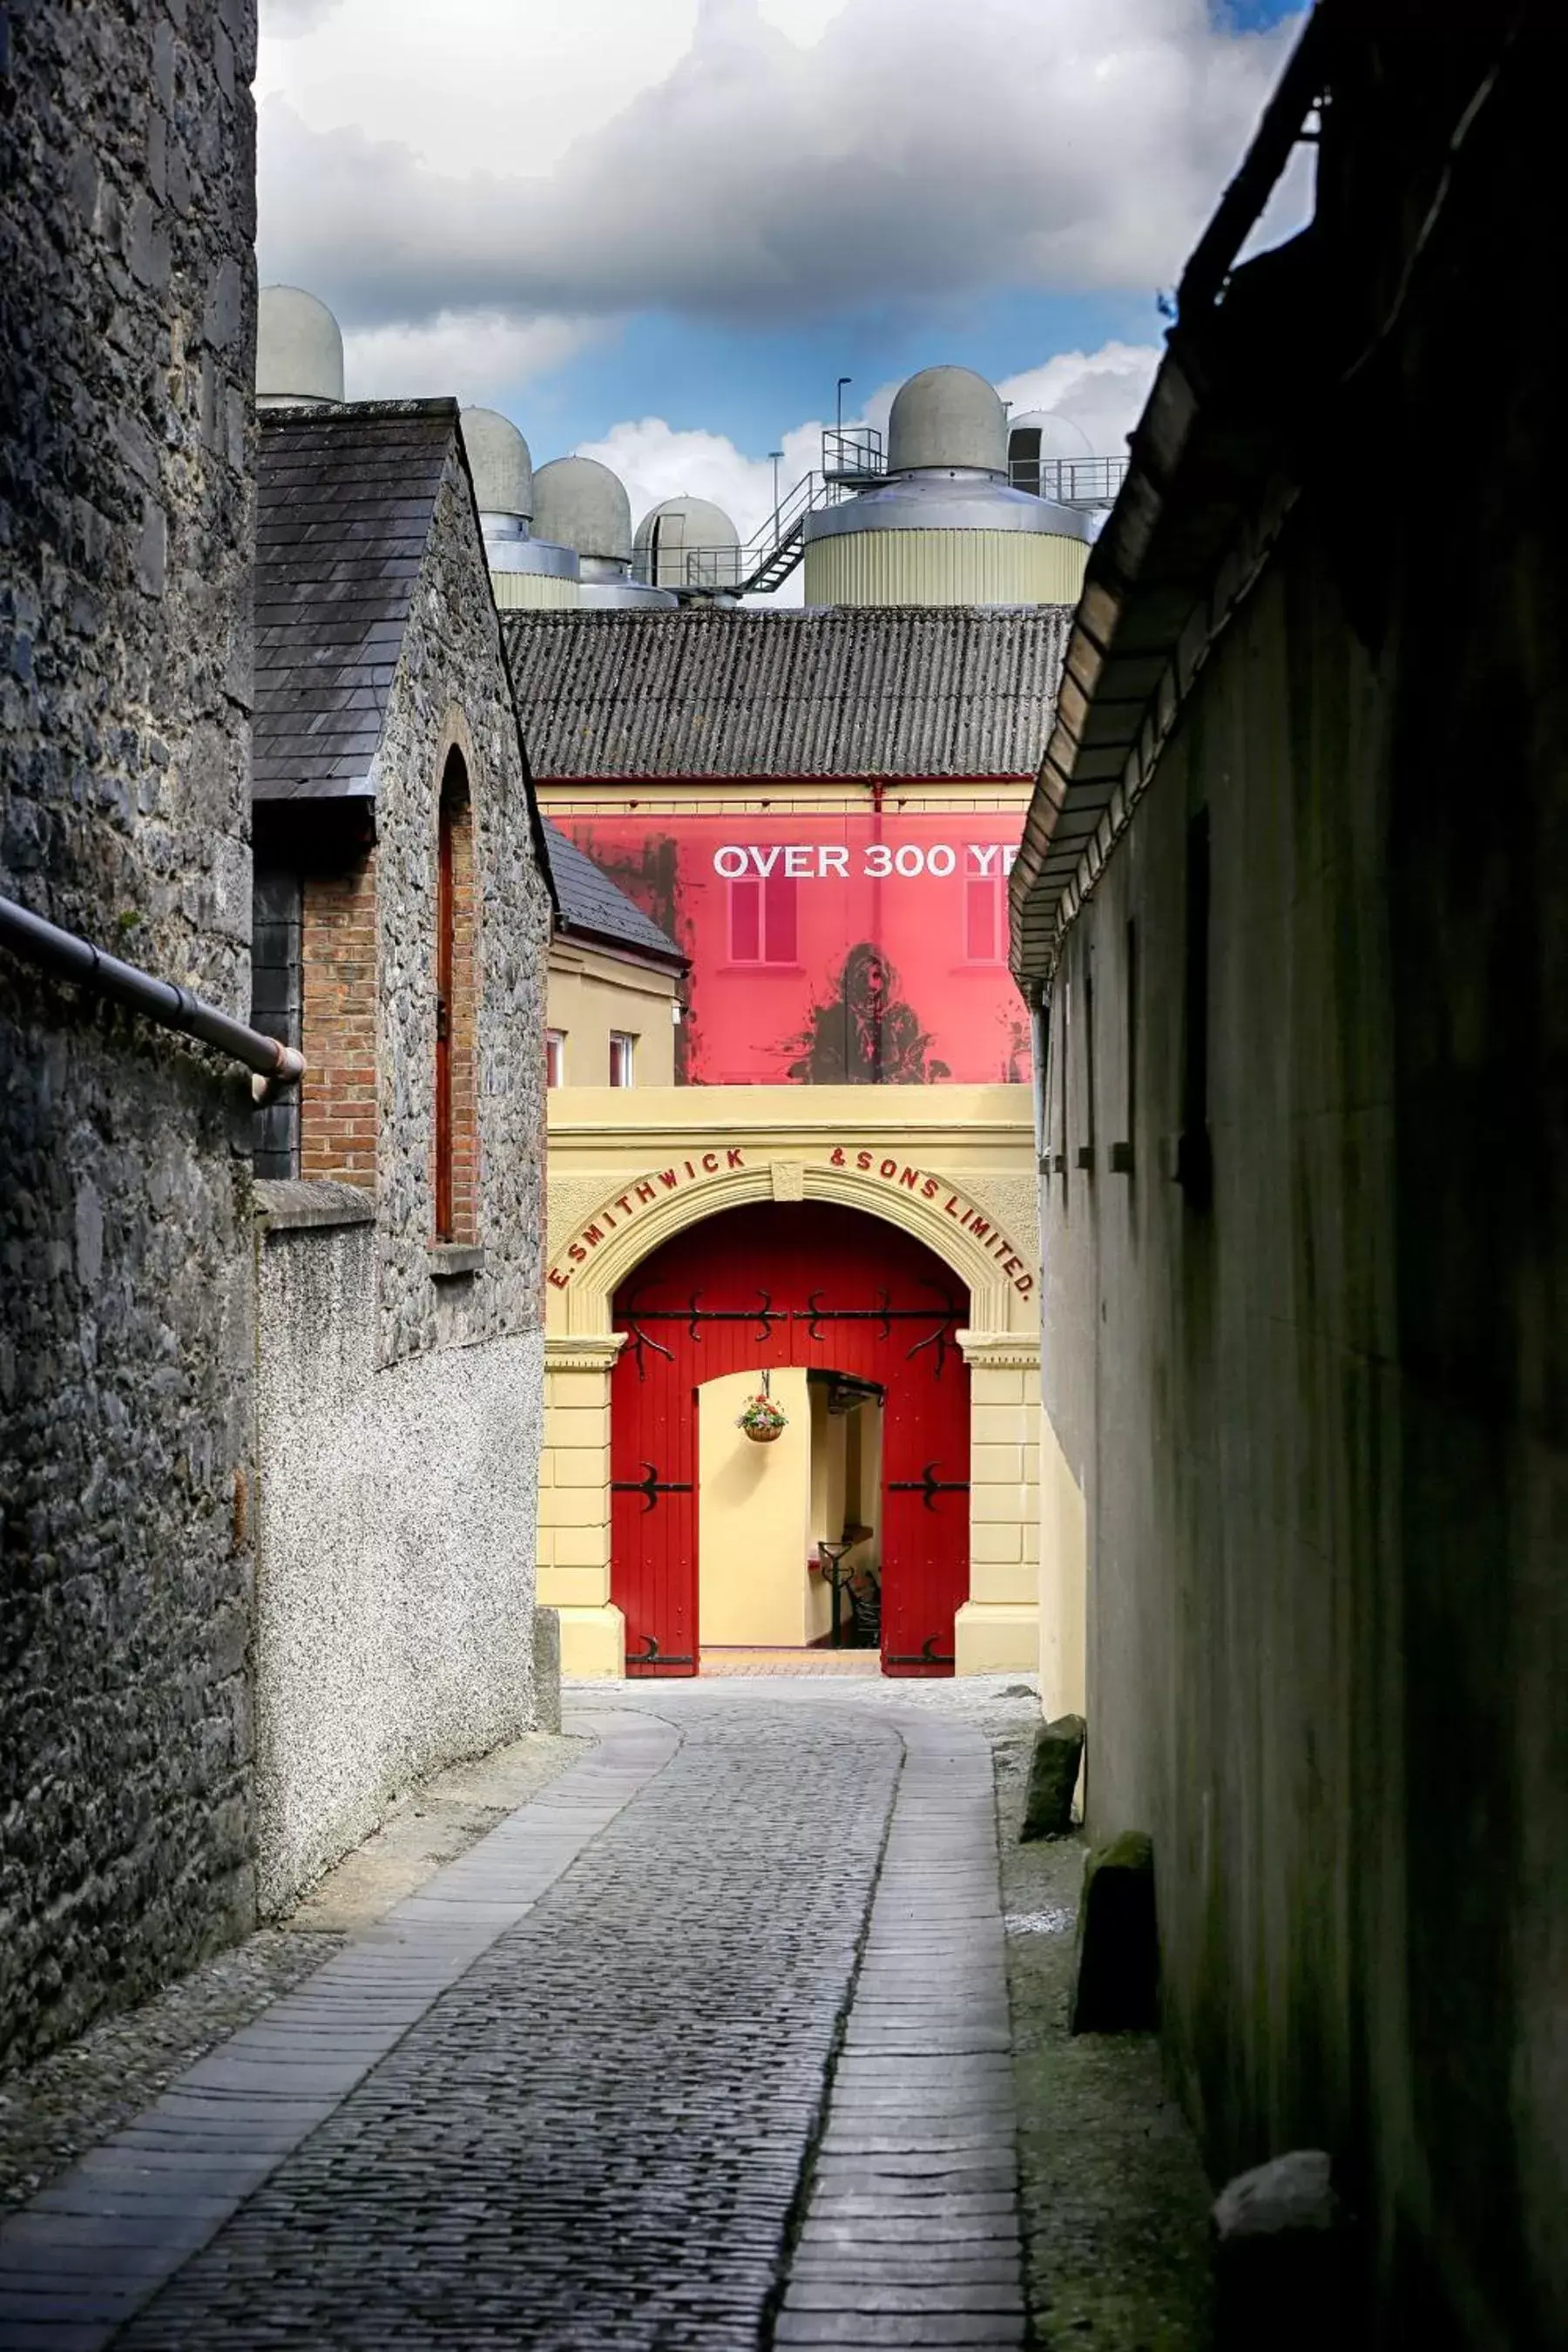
555, 809, 1025, 1085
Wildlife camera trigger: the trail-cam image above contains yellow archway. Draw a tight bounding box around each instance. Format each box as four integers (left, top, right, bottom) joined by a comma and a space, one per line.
537, 1121, 1043, 1686
548, 1157, 1027, 1340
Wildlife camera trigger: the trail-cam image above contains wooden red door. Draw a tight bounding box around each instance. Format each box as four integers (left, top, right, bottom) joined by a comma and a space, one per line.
610, 1203, 970, 1677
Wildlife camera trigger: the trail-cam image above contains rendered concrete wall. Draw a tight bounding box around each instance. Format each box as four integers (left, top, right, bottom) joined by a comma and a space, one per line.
253, 1196, 544, 1912
1037, 64, 1568, 2332
0, 0, 260, 2064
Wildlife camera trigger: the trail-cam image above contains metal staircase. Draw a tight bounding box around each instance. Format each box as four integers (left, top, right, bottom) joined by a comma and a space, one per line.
656, 430, 1130, 599
669, 428, 888, 598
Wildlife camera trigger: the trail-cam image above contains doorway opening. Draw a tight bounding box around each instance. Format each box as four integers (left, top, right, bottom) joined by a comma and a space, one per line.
610, 1200, 970, 1677
806, 1371, 882, 1652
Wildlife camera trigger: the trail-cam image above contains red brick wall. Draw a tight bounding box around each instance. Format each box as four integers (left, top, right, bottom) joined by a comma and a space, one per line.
301, 855, 379, 1189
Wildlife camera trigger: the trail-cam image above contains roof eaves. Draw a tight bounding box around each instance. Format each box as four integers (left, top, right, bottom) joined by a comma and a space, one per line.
1008, 9, 1331, 994
555, 916, 688, 977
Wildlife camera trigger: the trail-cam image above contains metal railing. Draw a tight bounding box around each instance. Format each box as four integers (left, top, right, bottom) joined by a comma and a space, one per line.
0, 891, 304, 1092
821, 425, 885, 484
1007, 455, 1130, 508
640, 441, 1131, 599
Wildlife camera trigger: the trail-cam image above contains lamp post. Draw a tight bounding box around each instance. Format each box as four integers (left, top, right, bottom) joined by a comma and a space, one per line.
836, 375, 851, 438
768, 449, 782, 527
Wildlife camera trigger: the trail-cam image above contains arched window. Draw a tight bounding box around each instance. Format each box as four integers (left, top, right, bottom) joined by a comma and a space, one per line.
434, 747, 477, 1243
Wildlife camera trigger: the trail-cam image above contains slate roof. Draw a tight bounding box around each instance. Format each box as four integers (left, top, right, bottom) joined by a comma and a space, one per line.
253, 401, 457, 801
543, 822, 686, 970
501, 606, 1072, 781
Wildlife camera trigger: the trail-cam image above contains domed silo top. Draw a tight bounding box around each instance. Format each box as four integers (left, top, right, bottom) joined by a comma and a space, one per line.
256, 286, 344, 407
888, 365, 1006, 476
633, 496, 741, 589
531, 456, 633, 564
462, 407, 534, 523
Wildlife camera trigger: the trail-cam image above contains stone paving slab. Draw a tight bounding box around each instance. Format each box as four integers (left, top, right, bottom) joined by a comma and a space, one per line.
774, 1716, 1025, 2352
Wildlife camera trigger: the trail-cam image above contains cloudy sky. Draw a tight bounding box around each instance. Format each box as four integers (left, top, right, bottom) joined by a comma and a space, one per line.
255, 0, 1308, 577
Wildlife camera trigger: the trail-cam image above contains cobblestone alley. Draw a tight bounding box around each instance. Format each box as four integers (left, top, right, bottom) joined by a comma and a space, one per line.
0, 1680, 1173, 2352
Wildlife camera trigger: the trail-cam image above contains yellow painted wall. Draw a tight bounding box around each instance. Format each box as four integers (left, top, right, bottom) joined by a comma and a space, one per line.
547, 940, 679, 1090
699, 1369, 812, 1646
801, 529, 1088, 611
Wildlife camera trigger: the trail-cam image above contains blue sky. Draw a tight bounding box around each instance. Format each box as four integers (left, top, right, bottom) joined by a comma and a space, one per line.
530, 288, 1163, 459
256, 0, 1308, 531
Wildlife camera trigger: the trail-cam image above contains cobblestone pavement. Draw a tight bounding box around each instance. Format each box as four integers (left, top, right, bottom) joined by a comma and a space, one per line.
0, 1680, 1039, 2351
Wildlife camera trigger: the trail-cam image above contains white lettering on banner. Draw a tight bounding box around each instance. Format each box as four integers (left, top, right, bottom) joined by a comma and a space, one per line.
711, 842, 1020, 883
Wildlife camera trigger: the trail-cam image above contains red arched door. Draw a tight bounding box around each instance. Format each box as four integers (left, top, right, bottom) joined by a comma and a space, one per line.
611, 1202, 970, 1678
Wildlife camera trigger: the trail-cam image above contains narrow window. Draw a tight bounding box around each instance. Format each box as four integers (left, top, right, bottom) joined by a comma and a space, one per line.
251, 864, 301, 1179
965, 874, 1004, 963
1178, 808, 1212, 1204
763, 868, 797, 963
609, 1031, 636, 1088
545, 1029, 565, 1088
730, 875, 761, 961
729, 872, 798, 963
433, 747, 476, 1243
1077, 948, 1096, 1171
1111, 918, 1137, 1173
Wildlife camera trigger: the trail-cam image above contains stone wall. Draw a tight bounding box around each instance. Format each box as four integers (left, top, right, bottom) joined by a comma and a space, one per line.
252, 1191, 544, 1913
0, 0, 260, 2065
251, 431, 551, 1903
370, 443, 551, 1369
1036, 37, 1568, 2344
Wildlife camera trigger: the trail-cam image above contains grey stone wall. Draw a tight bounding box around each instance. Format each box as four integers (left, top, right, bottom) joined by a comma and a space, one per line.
0, 2, 260, 2065
250, 440, 551, 1909
252, 1192, 544, 1913
369, 444, 551, 1369
1037, 42, 1568, 2346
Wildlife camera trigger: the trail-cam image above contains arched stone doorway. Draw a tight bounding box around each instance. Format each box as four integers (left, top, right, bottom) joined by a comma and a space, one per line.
610, 1202, 970, 1676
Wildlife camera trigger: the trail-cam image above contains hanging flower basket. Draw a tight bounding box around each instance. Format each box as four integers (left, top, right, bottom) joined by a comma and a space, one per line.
736, 1390, 787, 1444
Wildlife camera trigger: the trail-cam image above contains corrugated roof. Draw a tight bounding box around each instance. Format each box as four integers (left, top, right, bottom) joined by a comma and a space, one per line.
253, 402, 456, 800
543, 821, 686, 969
502, 606, 1071, 781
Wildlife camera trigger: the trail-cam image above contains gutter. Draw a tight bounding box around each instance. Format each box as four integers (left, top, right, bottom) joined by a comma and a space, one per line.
0, 893, 305, 1095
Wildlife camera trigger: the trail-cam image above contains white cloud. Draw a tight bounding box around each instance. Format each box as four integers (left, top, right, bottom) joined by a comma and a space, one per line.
256, 1, 701, 183
342, 310, 605, 405
573, 335, 1160, 605
755, 0, 852, 44
575, 413, 826, 605
256, 0, 1308, 333
996, 341, 1161, 455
